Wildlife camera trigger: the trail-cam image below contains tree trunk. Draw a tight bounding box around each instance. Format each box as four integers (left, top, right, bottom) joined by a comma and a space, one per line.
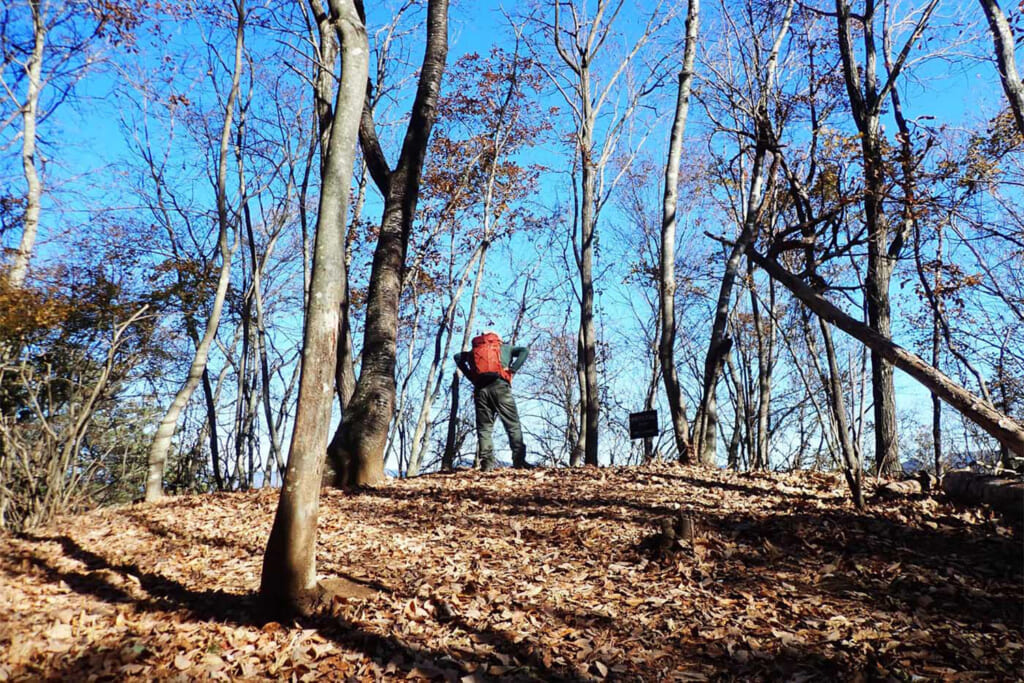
580, 153, 600, 467
309, 0, 357, 420
408, 246, 483, 476
9, 1, 46, 289
820, 318, 864, 509
725, 355, 744, 470
577, 78, 600, 466
242, 196, 285, 475
747, 245, 1024, 456
260, 0, 367, 616
441, 243, 487, 470
749, 261, 774, 470
834, 0, 940, 477
571, 323, 587, 467
659, 0, 699, 464
145, 4, 245, 502
863, 127, 900, 477
979, 0, 1024, 137
200, 366, 223, 489
327, 0, 449, 487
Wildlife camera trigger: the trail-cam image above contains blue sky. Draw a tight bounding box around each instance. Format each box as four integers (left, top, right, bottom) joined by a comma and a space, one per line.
3, 0, 1018, 471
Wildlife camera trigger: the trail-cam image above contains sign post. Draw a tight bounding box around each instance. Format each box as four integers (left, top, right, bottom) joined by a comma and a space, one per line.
629, 410, 659, 439
629, 410, 658, 460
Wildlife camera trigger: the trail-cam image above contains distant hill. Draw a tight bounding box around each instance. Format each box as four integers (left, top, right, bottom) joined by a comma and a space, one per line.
1, 464, 1020, 681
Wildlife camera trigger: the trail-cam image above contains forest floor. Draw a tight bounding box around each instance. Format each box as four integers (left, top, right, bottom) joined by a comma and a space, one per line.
0, 463, 1021, 682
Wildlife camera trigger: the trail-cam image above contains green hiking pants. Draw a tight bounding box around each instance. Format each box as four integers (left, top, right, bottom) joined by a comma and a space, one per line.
474, 379, 526, 469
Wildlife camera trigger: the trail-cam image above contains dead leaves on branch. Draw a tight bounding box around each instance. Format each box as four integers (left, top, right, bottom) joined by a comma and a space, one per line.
0, 464, 1021, 681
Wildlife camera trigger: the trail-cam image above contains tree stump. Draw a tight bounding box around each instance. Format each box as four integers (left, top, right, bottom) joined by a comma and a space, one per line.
640, 511, 695, 559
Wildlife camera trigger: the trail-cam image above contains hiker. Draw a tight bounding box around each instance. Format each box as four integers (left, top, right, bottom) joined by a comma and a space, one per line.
454, 331, 529, 471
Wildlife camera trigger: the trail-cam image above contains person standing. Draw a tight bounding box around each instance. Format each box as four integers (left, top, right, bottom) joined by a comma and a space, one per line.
454, 331, 529, 470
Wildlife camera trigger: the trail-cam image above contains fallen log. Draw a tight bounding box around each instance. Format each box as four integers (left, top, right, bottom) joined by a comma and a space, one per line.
942, 470, 1024, 522
876, 479, 923, 498
873, 472, 938, 499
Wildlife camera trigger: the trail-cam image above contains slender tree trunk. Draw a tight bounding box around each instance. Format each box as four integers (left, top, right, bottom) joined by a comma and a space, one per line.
659, 0, 699, 464
835, 0, 940, 477
145, 5, 245, 501
408, 246, 483, 476
980, 0, 1024, 137
440, 371, 461, 470
200, 366, 223, 489
9, 2, 46, 289
571, 323, 587, 466
243, 199, 284, 473
862, 127, 900, 476
579, 119, 600, 466
695, 172, 761, 465
234, 253, 253, 488
819, 317, 864, 508
441, 244, 487, 470
260, 0, 367, 616
931, 230, 943, 475
694, 0, 793, 463
327, 0, 449, 487
725, 356, 744, 470
751, 271, 775, 470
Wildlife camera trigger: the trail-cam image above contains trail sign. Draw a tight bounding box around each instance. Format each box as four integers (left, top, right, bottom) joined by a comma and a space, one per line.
629, 410, 658, 439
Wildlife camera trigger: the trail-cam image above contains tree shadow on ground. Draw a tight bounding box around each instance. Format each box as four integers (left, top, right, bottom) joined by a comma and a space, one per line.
355, 483, 693, 526
121, 508, 266, 555
692, 508, 1023, 630
2, 532, 593, 682
352, 480, 1024, 629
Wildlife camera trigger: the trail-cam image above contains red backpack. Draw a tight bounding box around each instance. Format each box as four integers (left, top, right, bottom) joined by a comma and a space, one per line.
471, 333, 511, 383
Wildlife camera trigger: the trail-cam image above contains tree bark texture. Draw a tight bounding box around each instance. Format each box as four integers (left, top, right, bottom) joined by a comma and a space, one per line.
747, 245, 1024, 457
9, 1, 45, 289
979, 0, 1024, 137
260, 0, 367, 615
326, 0, 449, 487
659, 0, 699, 464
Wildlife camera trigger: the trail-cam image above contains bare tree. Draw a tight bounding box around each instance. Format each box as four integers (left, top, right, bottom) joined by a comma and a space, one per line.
746, 244, 1024, 456
529, 0, 676, 466
693, 0, 795, 464
2, 0, 138, 288
325, 0, 449, 487
5, 0, 44, 289
833, 0, 940, 476
659, 0, 699, 463
145, 0, 247, 501
260, 0, 367, 616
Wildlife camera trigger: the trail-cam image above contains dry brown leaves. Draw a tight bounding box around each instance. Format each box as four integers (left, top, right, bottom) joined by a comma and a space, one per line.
0, 464, 1020, 681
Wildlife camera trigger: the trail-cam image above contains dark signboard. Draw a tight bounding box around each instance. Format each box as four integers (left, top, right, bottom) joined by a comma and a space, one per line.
629, 410, 658, 439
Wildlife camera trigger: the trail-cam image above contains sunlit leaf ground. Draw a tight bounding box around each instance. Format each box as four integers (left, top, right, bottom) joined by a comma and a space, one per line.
1, 464, 1021, 681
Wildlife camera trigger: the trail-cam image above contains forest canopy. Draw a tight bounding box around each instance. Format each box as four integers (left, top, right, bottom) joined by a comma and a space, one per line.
2, 0, 1023, 533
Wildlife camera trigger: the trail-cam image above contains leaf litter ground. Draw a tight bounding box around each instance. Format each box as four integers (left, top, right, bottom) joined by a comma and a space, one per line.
1, 464, 1021, 681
